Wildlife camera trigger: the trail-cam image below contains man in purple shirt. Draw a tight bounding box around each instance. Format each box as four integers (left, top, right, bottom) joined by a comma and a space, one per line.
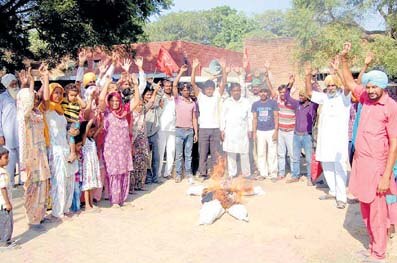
285, 87, 318, 185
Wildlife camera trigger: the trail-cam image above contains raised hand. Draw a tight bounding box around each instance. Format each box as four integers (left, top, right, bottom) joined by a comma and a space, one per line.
219, 59, 227, 69
365, 52, 374, 66
153, 81, 161, 92
18, 69, 29, 88
180, 64, 188, 73
288, 74, 295, 84
121, 58, 132, 73
111, 51, 120, 64
98, 60, 110, 75
78, 49, 87, 66
131, 73, 139, 86
192, 58, 200, 69
38, 63, 49, 78
134, 56, 143, 69
340, 42, 351, 58
264, 61, 270, 72
330, 55, 340, 72
304, 62, 312, 76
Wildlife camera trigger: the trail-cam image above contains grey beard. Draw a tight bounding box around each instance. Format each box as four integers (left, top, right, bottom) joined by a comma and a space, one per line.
8, 87, 19, 99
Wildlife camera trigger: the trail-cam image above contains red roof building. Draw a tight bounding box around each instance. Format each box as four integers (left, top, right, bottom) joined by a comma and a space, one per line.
65, 41, 243, 78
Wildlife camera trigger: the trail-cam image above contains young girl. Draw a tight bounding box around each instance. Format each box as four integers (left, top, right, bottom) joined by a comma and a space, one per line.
80, 120, 102, 211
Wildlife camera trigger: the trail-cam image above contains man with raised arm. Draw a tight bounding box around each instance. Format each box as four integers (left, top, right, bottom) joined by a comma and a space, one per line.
157, 79, 176, 180
304, 62, 351, 209
191, 59, 226, 179
172, 65, 198, 184
341, 42, 397, 262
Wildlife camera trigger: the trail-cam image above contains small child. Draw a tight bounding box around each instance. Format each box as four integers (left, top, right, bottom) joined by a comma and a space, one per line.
0, 146, 18, 249
70, 135, 83, 213
80, 120, 102, 211
61, 83, 87, 162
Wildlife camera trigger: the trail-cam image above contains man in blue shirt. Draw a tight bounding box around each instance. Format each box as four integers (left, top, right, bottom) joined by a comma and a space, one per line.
252, 88, 279, 181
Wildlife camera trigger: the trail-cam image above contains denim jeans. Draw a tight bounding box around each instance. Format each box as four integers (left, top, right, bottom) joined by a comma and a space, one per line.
146, 132, 160, 183
71, 182, 82, 212
292, 133, 313, 179
277, 130, 294, 177
175, 128, 194, 179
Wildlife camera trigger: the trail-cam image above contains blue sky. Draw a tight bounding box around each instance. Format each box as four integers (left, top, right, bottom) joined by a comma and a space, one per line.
153, 0, 384, 30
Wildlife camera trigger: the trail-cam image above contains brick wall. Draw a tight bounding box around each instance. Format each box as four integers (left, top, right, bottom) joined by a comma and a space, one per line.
244, 38, 304, 88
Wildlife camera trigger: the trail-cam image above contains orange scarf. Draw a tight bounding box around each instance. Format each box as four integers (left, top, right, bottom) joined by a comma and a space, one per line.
41, 83, 65, 146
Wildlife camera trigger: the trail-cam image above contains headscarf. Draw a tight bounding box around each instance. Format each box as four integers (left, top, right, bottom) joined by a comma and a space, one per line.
48, 83, 64, 114
324, 74, 342, 88
16, 88, 34, 172
40, 82, 64, 146
106, 92, 128, 119
362, 70, 388, 89
1, 73, 17, 89
83, 72, 96, 88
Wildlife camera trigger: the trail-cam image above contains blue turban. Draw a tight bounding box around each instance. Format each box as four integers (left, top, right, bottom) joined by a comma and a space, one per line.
362, 70, 388, 89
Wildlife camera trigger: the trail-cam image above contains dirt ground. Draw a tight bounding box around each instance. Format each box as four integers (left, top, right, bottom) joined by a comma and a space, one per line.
2, 176, 397, 263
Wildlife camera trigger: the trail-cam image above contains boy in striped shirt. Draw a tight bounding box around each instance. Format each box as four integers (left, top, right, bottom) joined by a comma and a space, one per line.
62, 83, 87, 162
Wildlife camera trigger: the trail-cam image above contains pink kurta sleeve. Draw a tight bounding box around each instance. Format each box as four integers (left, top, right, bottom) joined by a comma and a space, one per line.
386, 102, 397, 138
353, 85, 366, 104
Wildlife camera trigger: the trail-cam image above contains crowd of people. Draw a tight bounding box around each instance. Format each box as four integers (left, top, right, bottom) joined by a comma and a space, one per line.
0, 42, 396, 262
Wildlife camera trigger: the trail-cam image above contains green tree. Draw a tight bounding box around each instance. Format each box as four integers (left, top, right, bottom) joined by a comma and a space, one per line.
0, 0, 172, 71
144, 6, 256, 51
286, 0, 397, 76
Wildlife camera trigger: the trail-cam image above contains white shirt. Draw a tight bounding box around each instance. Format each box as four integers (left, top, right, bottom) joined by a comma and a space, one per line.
311, 90, 351, 162
221, 97, 252, 154
197, 90, 221, 129
246, 93, 260, 106
159, 94, 176, 132
0, 167, 12, 207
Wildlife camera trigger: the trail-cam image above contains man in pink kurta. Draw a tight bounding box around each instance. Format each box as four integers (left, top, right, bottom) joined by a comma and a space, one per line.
341, 44, 397, 261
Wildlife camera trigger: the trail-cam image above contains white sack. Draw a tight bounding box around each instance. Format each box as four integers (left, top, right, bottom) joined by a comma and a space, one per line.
199, 200, 225, 225
227, 204, 249, 222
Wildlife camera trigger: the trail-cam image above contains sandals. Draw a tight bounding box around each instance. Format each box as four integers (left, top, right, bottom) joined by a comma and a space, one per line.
336, 201, 346, 209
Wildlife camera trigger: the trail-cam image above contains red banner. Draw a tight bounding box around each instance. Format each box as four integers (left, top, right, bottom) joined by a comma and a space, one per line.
156, 46, 179, 76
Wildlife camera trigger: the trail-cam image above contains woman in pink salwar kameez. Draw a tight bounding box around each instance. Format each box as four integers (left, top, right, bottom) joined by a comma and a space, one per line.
98, 78, 140, 207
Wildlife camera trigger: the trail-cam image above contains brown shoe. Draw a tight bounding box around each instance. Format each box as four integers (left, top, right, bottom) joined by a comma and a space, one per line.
286, 178, 299, 184
175, 177, 182, 183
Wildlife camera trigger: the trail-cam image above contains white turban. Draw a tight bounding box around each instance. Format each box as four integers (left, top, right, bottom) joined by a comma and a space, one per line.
1, 74, 17, 89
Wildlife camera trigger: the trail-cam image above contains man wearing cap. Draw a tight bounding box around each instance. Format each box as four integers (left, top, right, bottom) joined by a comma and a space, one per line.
0, 74, 20, 186
191, 59, 226, 179
305, 64, 351, 209
341, 43, 397, 262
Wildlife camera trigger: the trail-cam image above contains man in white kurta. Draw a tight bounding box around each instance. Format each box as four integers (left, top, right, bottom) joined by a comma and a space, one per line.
308, 74, 351, 208
221, 83, 252, 177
